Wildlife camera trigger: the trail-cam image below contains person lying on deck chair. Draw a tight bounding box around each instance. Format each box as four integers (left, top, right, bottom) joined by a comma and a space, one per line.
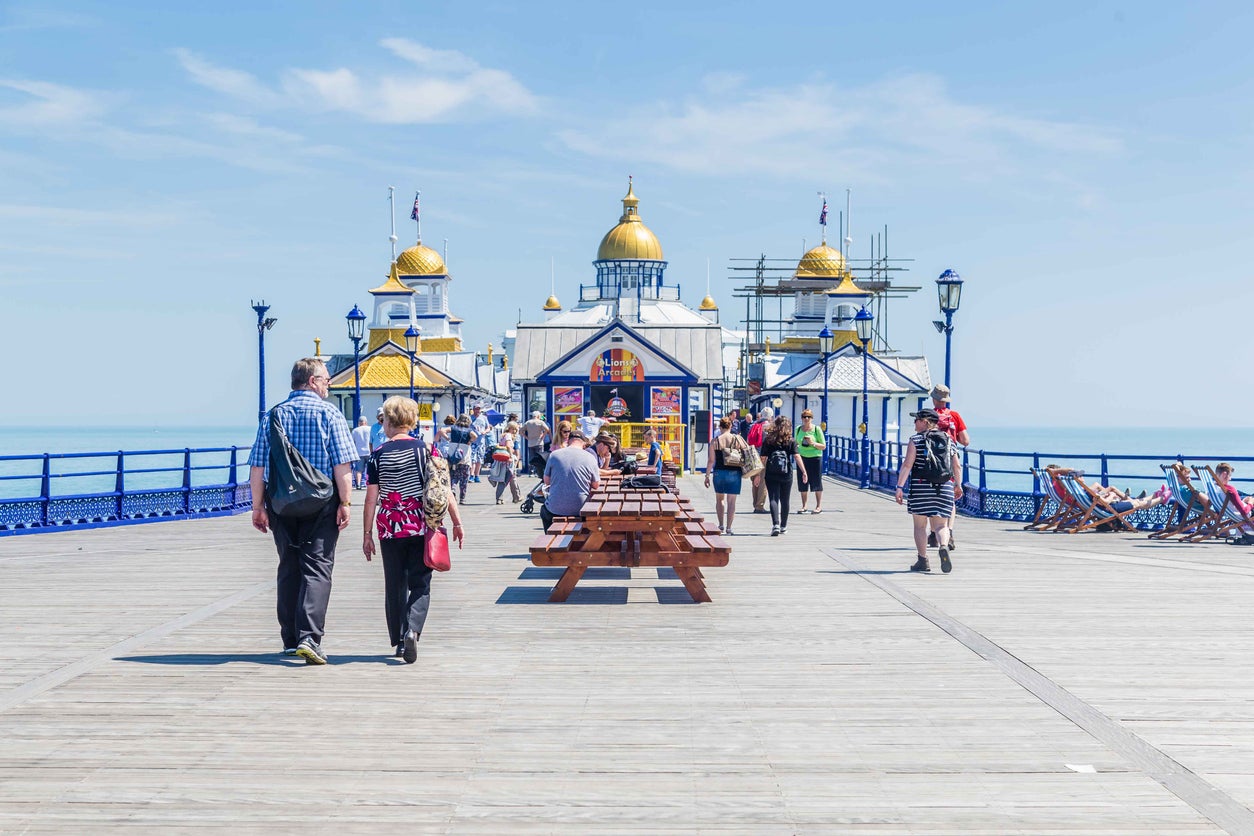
1215, 463, 1254, 515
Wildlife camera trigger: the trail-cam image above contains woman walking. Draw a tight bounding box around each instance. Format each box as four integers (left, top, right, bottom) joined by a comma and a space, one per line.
704, 416, 753, 534
441, 414, 476, 503
362, 396, 464, 663
490, 421, 522, 504
761, 416, 806, 535
894, 408, 963, 574
794, 409, 826, 514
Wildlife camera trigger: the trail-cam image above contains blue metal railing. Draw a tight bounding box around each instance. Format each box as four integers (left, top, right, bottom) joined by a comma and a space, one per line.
822, 435, 1254, 531
0, 445, 252, 536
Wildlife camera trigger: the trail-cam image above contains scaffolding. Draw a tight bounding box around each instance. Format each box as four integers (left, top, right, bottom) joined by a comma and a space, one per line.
727, 224, 918, 396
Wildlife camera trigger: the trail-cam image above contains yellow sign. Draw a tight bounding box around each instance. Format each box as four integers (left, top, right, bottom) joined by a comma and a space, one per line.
419, 404, 433, 421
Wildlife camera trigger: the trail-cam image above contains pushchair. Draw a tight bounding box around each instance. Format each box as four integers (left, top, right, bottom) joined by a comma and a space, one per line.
520, 479, 547, 515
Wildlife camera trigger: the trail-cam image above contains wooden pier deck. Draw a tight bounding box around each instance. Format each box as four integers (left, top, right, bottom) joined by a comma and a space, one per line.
2, 476, 1253, 833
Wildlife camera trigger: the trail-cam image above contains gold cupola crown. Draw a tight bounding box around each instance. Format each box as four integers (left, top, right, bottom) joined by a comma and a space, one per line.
396, 241, 446, 276
597, 179, 664, 261
699, 294, 718, 310
543, 294, 562, 311
795, 242, 847, 279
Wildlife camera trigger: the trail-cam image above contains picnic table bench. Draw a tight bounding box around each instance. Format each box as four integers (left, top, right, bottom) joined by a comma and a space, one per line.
529, 486, 729, 603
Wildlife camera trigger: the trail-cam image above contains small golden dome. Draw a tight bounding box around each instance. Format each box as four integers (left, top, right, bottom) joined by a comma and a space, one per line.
699, 294, 718, 310
396, 241, 446, 275
795, 243, 846, 279
597, 179, 664, 261
543, 295, 562, 311
824, 274, 869, 298
369, 262, 415, 295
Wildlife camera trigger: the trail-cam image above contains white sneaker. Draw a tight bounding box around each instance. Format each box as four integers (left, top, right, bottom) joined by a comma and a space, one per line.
770, 525, 780, 536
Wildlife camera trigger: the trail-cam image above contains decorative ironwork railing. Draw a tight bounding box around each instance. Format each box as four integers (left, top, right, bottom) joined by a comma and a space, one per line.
0, 446, 252, 536
822, 435, 1254, 532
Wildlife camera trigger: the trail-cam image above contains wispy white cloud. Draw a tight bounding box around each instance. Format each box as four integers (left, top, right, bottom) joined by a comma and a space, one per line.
175, 39, 538, 124
0, 202, 176, 226
0, 7, 95, 33
171, 48, 277, 105
0, 78, 114, 127
558, 73, 1120, 183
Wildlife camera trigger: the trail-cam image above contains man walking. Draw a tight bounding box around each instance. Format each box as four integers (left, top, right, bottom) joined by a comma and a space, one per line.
350, 416, 371, 489
578, 409, 611, 439
249, 358, 357, 665
470, 405, 490, 483
928, 384, 970, 550
521, 411, 552, 475
747, 406, 773, 513
540, 428, 600, 532
370, 406, 386, 451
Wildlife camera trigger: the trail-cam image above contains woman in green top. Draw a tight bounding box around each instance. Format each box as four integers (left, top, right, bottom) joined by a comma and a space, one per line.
794, 409, 826, 514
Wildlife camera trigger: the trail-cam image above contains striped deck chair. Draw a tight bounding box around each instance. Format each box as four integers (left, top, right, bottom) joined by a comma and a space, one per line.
1055, 472, 1142, 533
1025, 467, 1082, 531
1186, 466, 1254, 543
1148, 464, 1212, 540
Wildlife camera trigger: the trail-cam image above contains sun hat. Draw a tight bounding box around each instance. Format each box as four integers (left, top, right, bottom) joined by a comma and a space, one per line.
930, 384, 951, 402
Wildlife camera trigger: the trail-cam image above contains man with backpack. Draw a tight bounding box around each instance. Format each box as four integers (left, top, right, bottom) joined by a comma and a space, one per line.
249, 358, 357, 665
929, 384, 970, 550
893, 408, 963, 573
746, 407, 773, 513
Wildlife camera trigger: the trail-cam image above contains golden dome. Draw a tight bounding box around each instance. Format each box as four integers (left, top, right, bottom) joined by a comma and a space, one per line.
699, 294, 718, 310
795, 243, 847, 279
543, 295, 562, 311
395, 241, 446, 276
597, 179, 664, 261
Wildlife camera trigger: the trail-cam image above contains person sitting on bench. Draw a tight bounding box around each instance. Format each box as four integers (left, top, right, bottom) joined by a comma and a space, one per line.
540, 428, 601, 531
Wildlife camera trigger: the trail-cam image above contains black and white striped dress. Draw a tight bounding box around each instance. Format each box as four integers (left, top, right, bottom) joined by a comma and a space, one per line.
906, 433, 955, 518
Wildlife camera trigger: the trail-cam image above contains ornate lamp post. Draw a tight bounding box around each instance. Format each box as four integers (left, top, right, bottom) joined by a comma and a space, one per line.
934, 268, 964, 388
251, 301, 277, 424
817, 325, 834, 471
404, 325, 421, 400
345, 305, 366, 424
854, 306, 874, 489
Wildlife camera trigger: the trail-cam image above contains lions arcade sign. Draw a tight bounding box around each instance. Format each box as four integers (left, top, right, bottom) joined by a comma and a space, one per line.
590, 348, 645, 382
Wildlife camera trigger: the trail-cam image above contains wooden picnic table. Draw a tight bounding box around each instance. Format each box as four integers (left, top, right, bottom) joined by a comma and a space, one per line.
529, 486, 729, 603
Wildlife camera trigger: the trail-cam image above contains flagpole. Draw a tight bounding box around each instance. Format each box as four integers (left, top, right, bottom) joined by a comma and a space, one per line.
415, 190, 422, 243
388, 186, 397, 262
844, 188, 852, 261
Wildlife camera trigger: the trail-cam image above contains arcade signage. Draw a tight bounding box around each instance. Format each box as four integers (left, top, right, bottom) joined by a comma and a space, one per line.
591, 348, 644, 382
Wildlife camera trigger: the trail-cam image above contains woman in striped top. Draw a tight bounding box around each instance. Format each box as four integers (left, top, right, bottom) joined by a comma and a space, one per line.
894, 408, 962, 574
363, 396, 463, 663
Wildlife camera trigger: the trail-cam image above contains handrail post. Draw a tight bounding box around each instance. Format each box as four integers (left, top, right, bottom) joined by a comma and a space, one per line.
40, 454, 51, 526
227, 447, 239, 507
182, 448, 192, 514
1100, 454, 1109, 487
115, 451, 125, 519
977, 450, 986, 513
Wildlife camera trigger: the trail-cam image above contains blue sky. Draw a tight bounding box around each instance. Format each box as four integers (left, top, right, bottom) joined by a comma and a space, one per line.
2, 1, 1252, 429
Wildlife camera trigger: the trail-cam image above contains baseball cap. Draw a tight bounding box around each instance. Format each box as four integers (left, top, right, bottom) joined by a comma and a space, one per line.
910, 408, 940, 422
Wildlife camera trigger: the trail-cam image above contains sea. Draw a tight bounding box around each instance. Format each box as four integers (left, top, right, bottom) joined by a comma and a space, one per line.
1, 425, 1251, 499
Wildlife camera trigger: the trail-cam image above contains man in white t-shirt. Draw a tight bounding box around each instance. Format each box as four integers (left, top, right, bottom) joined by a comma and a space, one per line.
350, 416, 372, 489
578, 409, 612, 439
470, 405, 491, 483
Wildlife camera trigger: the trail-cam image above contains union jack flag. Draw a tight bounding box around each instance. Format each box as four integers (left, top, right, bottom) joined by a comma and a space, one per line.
819, 199, 828, 227
410, 192, 420, 221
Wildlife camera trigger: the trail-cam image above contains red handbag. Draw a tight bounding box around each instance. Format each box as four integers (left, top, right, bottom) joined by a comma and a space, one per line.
425, 526, 451, 572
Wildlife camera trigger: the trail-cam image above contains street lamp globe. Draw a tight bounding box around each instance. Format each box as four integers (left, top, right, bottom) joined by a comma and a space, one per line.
854, 306, 874, 344
936, 268, 963, 314
345, 305, 366, 342
817, 325, 834, 356
403, 325, 421, 355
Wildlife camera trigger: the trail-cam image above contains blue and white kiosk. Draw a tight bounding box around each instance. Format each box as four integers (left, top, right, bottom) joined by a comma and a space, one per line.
508, 181, 732, 471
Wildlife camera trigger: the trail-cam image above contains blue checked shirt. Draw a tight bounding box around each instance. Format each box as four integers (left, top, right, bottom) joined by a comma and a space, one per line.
248, 390, 357, 481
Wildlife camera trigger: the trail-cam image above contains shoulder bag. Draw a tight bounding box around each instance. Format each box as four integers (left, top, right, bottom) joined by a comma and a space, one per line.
266, 410, 334, 518
720, 436, 745, 469
425, 526, 451, 572
741, 444, 764, 479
